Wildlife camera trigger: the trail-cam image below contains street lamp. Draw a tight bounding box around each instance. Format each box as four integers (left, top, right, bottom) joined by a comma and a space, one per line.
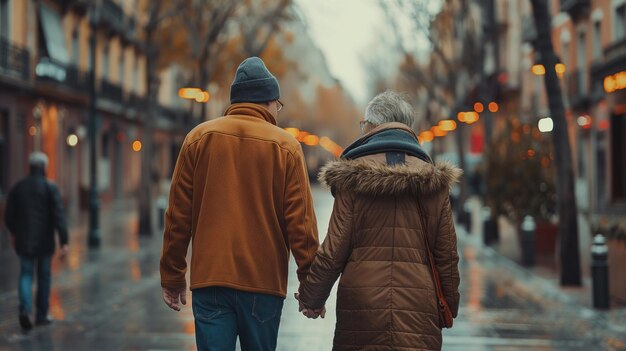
178, 87, 210, 103
88, 1, 101, 248
538, 117, 554, 133
488, 102, 499, 113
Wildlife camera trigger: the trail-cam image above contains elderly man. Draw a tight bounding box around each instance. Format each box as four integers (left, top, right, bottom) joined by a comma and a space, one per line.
297, 91, 461, 351
5, 152, 68, 330
160, 57, 319, 351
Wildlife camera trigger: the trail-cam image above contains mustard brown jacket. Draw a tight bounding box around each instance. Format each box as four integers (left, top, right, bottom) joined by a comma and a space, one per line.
160, 103, 319, 298
299, 123, 461, 351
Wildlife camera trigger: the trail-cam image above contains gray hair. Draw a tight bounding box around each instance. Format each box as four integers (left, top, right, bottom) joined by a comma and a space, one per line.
29, 152, 49, 168
364, 91, 415, 127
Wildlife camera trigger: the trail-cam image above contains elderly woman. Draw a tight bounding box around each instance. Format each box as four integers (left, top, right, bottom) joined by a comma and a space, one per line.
297, 91, 461, 350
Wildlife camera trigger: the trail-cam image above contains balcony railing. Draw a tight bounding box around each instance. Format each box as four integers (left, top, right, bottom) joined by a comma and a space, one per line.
35, 57, 89, 93
566, 68, 590, 108
65, 65, 89, 91
560, 0, 591, 21
100, 0, 125, 34
0, 38, 30, 81
604, 37, 626, 63
126, 92, 148, 110
100, 79, 123, 102
50, 0, 88, 14
159, 106, 183, 122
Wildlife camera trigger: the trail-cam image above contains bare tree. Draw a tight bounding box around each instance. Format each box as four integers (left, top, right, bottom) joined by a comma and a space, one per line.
138, 0, 184, 237
239, 0, 292, 57
177, 0, 243, 123
380, 0, 485, 209
529, 0, 581, 286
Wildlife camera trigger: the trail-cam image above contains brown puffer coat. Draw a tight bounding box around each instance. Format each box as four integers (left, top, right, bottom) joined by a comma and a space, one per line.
299, 144, 461, 350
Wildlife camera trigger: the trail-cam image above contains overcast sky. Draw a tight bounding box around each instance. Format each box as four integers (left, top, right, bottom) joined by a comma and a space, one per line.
294, 0, 433, 107
294, 0, 387, 106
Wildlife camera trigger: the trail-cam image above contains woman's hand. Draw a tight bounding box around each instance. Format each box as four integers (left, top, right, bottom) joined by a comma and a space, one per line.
294, 293, 326, 319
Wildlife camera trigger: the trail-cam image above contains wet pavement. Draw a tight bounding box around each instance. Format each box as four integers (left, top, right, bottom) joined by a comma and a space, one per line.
0, 187, 625, 350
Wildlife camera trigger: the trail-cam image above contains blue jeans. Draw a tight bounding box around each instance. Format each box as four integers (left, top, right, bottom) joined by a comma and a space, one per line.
192, 287, 284, 351
18, 255, 52, 321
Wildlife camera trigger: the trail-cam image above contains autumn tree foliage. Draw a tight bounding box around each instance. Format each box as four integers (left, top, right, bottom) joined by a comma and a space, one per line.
137, 0, 183, 236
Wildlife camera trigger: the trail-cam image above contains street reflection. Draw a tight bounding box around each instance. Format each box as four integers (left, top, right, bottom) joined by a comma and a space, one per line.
48, 288, 64, 321
184, 319, 195, 336
0, 188, 625, 350
130, 258, 142, 282
464, 246, 485, 313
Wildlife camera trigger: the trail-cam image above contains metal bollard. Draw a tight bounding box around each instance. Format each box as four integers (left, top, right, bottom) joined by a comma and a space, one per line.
157, 196, 168, 229
482, 207, 499, 246
591, 234, 610, 309
463, 200, 473, 233
520, 216, 536, 267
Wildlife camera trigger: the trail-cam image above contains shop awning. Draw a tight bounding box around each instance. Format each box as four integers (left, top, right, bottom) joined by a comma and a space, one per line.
39, 3, 69, 65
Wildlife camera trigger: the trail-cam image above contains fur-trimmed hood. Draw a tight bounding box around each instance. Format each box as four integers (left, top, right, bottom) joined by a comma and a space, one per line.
318, 158, 462, 196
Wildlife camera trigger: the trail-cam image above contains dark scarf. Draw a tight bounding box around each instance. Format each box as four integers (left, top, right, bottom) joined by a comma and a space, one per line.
341, 128, 432, 164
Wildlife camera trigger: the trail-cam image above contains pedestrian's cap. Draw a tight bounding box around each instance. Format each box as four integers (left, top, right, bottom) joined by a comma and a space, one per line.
29, 152, 49, 167
230, 57, 280, 104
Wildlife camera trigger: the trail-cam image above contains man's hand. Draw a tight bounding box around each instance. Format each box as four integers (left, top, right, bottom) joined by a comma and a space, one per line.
162, 287, 187, 312
58, 245, 69, 261
294, 293, 326, 319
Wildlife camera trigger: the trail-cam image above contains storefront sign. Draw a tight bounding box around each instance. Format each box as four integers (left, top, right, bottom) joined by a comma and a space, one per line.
35, 57, 66, 82
604, 70, 626, 94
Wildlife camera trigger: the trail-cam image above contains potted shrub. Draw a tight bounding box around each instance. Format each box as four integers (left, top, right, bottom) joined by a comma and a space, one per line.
484, 117, 558, 257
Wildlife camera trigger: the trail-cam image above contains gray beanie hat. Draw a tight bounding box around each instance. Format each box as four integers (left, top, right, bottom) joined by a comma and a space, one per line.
230, 57, 280, 104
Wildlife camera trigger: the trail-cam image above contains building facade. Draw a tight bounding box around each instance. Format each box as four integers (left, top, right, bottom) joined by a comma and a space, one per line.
0, 0, 187, 243
487, 0, 626, 220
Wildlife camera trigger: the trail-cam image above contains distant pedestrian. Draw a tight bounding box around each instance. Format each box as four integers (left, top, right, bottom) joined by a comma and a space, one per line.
297, 91, 461, 350
160, 56, 319, 351
5, 152, 68, 330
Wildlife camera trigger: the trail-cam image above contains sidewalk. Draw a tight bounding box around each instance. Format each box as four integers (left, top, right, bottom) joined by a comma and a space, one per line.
457, 196, 626, 329
1, 188, 625, 350
0, 199, 158, 340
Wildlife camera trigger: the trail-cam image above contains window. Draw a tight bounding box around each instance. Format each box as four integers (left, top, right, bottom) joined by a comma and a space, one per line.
101, 132, 110, 159
593, 21, 602, 60
87, 40, 92, 71
561, 41, 570, 72
0, 110, 8, 194
118, 51, 124, 86
578, 142, 585, 179
0, 0, 9, 40
577, 31, 587, 93
102, 44, 109, 80
133, 58, 139, 92
71, 30, 79, 65
616, 5, 626, 41
611, 113, 626, 201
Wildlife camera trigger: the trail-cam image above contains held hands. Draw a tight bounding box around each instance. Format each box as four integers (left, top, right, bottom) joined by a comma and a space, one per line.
162, 287, 187, 312
294, 293, 326, 319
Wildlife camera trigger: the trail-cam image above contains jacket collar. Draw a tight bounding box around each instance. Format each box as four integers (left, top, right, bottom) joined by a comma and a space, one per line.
321, 123, 459, 196
318, 159, 462, 196
341, 122, 431, 163
225, 103, 277, 125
